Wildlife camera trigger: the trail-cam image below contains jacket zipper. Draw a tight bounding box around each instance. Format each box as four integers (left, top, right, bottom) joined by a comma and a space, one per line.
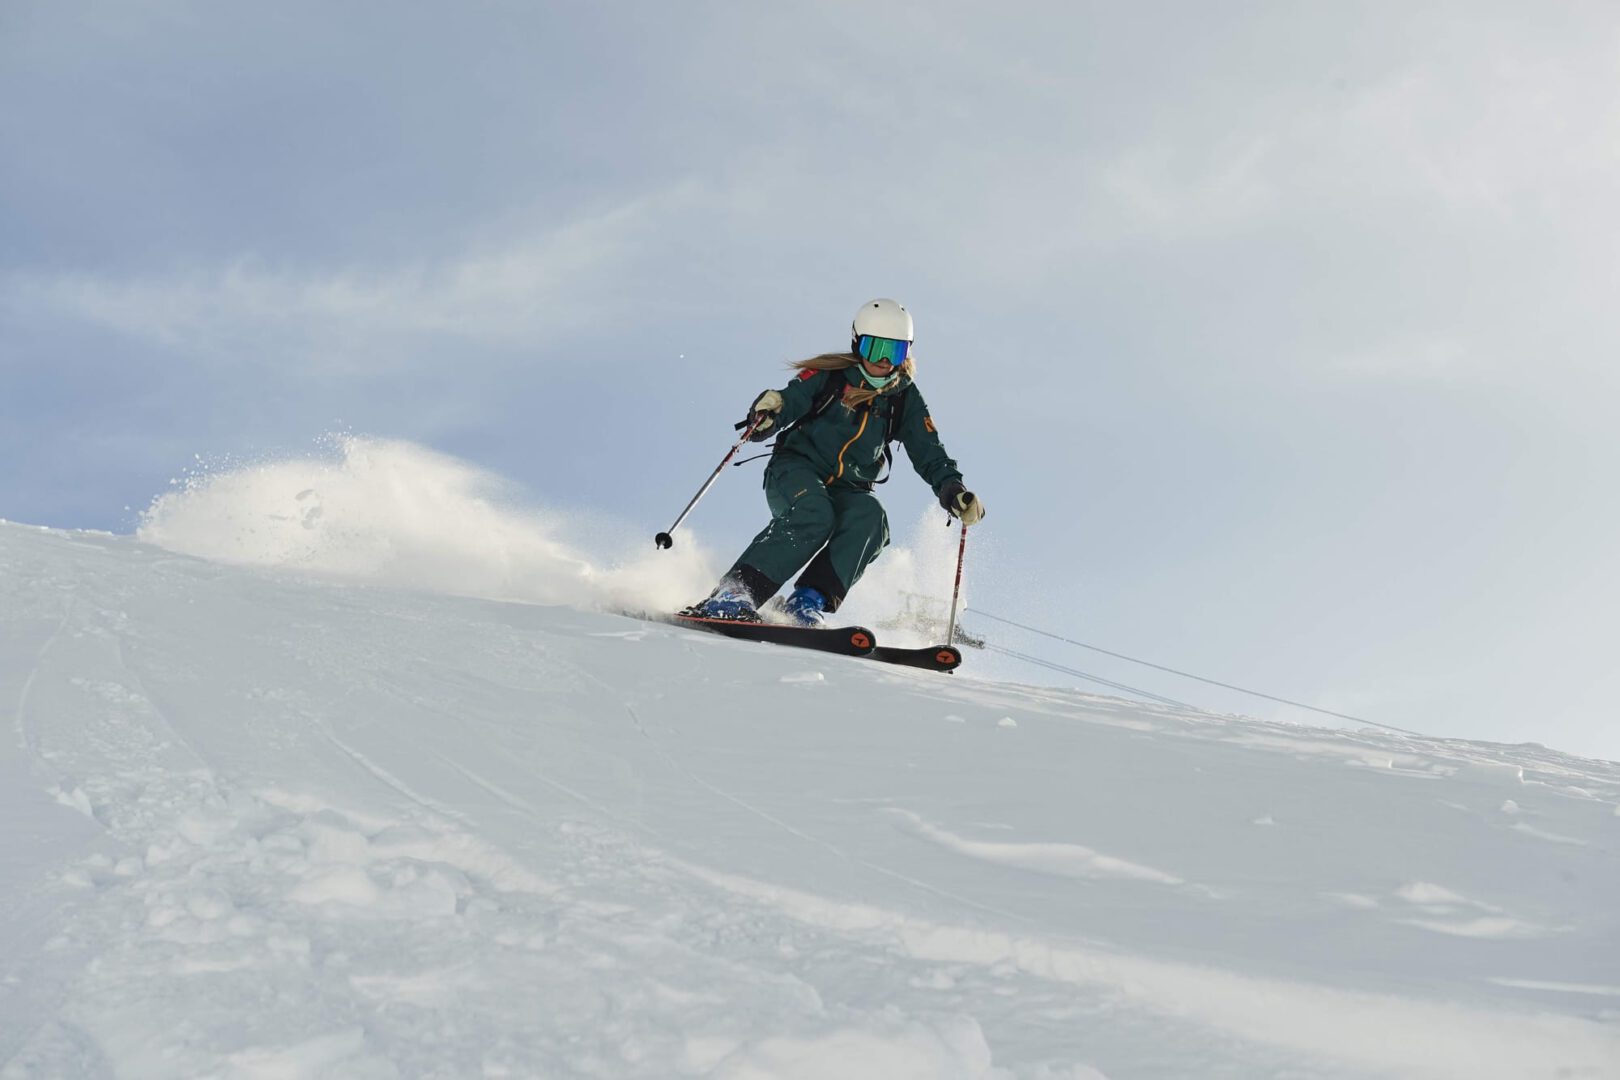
828, 407, 870, 484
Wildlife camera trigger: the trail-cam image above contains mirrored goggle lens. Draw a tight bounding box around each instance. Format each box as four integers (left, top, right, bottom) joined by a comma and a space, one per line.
858, 335, 910, 365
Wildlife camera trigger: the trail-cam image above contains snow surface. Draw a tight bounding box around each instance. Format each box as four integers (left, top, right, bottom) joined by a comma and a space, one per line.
3, 511, 1619, 1077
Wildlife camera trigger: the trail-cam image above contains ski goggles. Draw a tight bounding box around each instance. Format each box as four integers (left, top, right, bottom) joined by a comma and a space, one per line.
856, 334, 910, 366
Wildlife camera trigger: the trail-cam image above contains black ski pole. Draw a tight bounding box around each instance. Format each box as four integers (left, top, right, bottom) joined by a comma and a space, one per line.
655, 414, 769, 549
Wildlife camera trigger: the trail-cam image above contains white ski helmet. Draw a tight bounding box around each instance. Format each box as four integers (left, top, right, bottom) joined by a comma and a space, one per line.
851, 298, 914, 345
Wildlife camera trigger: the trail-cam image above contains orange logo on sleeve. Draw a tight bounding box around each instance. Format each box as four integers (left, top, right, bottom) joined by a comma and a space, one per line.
923, 416, 937, 433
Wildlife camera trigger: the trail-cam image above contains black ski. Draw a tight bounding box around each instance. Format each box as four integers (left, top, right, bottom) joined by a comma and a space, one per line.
668, 613, 877, 657
868, 644, 962, 672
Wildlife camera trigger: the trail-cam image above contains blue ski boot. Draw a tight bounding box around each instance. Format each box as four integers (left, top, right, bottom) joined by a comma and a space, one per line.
779, 586, 827, 627
684, 589, 760, 622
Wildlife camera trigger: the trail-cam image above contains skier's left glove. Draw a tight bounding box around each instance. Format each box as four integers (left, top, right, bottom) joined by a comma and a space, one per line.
746, 389, 784, 441
938, 482, 985, 526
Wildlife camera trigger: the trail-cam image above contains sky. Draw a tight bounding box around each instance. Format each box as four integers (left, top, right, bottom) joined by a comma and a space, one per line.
2, 1, 1617, 758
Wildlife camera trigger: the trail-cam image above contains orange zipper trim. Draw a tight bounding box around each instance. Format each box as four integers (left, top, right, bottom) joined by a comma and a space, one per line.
828, 408, 869, 484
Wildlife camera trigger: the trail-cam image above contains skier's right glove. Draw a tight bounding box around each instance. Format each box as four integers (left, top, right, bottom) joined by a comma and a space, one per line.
938, 482, 986, 526
746, 389, 784, 441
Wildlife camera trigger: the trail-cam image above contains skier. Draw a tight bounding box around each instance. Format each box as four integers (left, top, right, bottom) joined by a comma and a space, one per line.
682, 298, 984, 626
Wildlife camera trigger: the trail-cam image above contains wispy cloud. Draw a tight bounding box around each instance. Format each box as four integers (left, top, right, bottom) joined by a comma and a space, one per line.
4, 186, 695, 369
1320, 334, 1472, 382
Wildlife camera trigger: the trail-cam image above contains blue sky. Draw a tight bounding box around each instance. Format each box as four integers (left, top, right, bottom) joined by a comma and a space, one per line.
3, 1, 1617, 758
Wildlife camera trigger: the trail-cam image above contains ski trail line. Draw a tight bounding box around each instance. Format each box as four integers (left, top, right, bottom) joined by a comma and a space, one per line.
435, 754, 541, 814
114, 634, 210, 771
623, 703, 1027, 924
624, 702, 844, 856
317, 726, 472, 829
436, 744, 668, 843
13, 599, 74, 765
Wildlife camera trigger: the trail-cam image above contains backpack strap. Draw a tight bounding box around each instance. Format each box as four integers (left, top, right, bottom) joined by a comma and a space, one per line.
867, 382, 909, 486
769, 369, 848, 449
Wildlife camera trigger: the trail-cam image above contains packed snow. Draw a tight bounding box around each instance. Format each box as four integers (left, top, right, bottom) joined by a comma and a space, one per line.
2, 443, 1618, 1078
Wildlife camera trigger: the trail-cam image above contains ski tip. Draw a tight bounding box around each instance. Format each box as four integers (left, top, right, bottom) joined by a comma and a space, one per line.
934, 646, 963, 671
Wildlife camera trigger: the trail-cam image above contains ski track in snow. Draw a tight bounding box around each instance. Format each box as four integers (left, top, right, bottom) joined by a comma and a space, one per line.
2, 522, 1619, 1079
626, 702, 1030, 926
882, 809, 1186, 886
11, 600, 74, 768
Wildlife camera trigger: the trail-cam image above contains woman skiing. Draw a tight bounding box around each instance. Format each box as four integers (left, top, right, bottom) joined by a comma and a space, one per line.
683, 298, 984, 626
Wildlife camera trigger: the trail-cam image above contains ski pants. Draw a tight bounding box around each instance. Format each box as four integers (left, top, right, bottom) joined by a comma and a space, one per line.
724, 452, 889, 612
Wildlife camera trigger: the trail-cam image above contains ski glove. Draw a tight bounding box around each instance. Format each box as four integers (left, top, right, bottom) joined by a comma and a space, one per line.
938, 482, 986, 526
747, 389, 785, 441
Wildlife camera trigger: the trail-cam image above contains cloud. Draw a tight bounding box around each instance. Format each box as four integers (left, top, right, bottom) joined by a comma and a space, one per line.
1090, 136, 1280, 241
1318, 334, 1472, 383
3, 185, 697, 370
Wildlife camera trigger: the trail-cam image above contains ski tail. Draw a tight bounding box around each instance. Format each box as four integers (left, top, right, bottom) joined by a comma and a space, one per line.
868, 644, 962, 672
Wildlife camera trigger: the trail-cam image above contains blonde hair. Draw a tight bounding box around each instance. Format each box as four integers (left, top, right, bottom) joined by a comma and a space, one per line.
789, 352, 916, 409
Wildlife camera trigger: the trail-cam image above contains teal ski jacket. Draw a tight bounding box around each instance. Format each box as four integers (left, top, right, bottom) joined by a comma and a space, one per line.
768, 366, 962, 496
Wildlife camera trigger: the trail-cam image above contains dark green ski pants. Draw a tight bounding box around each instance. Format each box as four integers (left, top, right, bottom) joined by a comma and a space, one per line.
724, 453, 890, 612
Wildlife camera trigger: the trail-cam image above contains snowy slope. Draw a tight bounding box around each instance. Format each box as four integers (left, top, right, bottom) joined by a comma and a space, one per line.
3, 519, 1618, 1079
